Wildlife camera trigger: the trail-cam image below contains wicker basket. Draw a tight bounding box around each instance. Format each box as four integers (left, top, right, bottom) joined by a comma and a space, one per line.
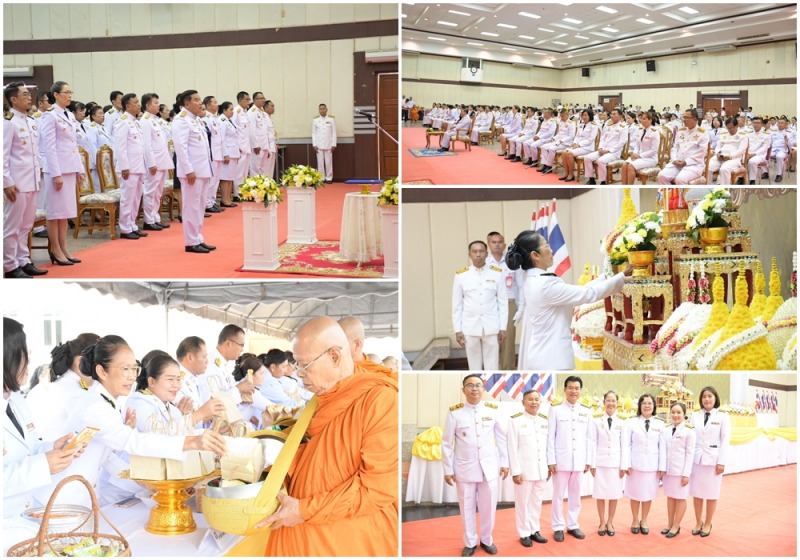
7, 475, 131, 557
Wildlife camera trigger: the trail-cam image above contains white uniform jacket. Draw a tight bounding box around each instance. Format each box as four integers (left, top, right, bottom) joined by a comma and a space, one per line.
518, 269, 624, 370
441, 401, 508, 483
171, 110, 212, 179
312, 116, 337, 150
573, 123, 598, 150
747, 130, 771, 159
203, 347, 242, 405
452, 264, 508, 337
113, 112, 146, 174
140, 112, 174, 171
124, 391, 194, 434
659, 422, 695, 477
507, 410, 549, 481
232, 106, 252, 155
546, 401, 591, 471
40, 107, 82, 176
671, 126, 710, 167
218, 115, 241, 160
4, 109, 41, 191
690, 408, 730, 466
632, 127, 661, 160
621, 415, 666, 472
589, 413, 624, 468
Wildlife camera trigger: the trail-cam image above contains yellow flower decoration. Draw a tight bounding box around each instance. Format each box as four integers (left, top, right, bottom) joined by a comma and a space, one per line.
616, 187, 638, 227
750, 260, 767, 319
693, 263, 729, 347
761, 257, 784, 322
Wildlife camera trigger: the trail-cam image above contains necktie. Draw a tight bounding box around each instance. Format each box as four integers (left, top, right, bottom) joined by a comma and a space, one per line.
704, 411, 710, 426
6, 405, 24, 436
641, 128, 647, 143
672, 426, 676, 436
645, 419, 650, 432
607, 417, 612, 429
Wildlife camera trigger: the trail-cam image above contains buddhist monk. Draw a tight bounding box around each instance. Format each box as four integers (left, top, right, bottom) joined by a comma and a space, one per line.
337, 315, 366, 362
257, 316, 398, 556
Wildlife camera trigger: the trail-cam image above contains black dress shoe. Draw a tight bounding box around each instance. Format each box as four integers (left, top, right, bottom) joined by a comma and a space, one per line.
133, 230, 148, 237
761, 172, 770, 179
700, 524, 712, 537
207, 206, 221, 213
749, 180, 756, 185
661, 528, 670, 535
640, 526, 650, 535
48, 251, 73, 265
586, 178, 597, 185
542, 166, 553, 174
599, 181, 607, 185
215, 204, 226, 212
528, 160, 539, 167
606, 526, 615, 537
554, 530, 564, 542
735, 178, 744, 185
461, 546, 476, 557
157, 222, 171, 229
479, 543, 497, 555
233, 196, 241, 202
33, 229, 49, 238
120, 232, 140, 240
204, 213, 212, 218
497, 152, 507, 157
567, 528, 585, 540
666, 528, 681, 538
631, 525, 640, 534
4, 267, 31, 278
531, 532, 548, 543
220, 202, 238, 208
185, 244, 210, 254
200, 242, 216, 251
21, 263, 48, 276
520, 536, 532, 547
775, 175, 783, 182
143, 223, 164, 231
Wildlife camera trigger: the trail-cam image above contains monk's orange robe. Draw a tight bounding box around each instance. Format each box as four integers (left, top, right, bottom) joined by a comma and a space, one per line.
264, 364, 398, 556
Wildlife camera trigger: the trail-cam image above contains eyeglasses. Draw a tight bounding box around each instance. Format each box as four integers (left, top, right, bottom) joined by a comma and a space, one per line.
295, 346, 340, 375
57, 90, 74, 96
111, 365, 141, 377
464, 383, 483, 390
227, 339, 245, 348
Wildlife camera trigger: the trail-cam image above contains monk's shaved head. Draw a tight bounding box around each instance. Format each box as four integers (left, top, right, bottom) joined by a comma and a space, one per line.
382, 356, 398, 371
338, 315, 365, 362
293, 316, 354, 395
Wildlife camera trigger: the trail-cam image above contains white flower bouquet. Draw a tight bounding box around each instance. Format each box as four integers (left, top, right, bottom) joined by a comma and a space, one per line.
279, 164, 325, 190
238, 175, 283, 207
603, 211, 662, 264
686, 187, 731, 243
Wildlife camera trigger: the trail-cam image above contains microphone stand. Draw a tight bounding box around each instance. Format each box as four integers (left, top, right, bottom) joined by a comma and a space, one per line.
360, 111, 399, 146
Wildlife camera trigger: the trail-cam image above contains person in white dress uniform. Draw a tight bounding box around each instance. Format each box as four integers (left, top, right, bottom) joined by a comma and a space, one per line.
139, 93, 174, 231
622, 111, 661, 184
546, 376, 591, 542
204, 324, 254, 406
583, 108, 626, 185
621, 393, 665, 535
746, 117, 772, 184
40, 81, 84, 265
232, 356, 270, 429
3, 82, 47, 278
708, 118, 748, 185
589, 390, 625, 537
537, 110, 577, 174
113, 93, 148, 239
25, 333, 99, 440
689, 386, 730, 538
102, 91, 123, 139
485, 232, 521, 371
171, 90, 215, 254
504, 108, 537, 162
506, 230, 629, 370
770, 118, 794, 182
248, 93, 270, 176
560, 110, 598, 182
441, 375, 508, 557
86, 106, 115, 193
657, 109, 710, 185
201, 96, 226, 213
258, 349, 302, 407
41, 335, 227, 508
452, 240, 508, 371
232, 91, 252, 199
175, 336, 225, 428
658, 402, 695, 538
312, 103, 337, 183
216, 102, 240, 207
508, 390, 550, 547
3, 318, 82, 555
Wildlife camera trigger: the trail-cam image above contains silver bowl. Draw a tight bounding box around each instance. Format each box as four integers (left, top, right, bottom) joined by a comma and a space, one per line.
204, 477, 265, 500
22, 505, 93, 533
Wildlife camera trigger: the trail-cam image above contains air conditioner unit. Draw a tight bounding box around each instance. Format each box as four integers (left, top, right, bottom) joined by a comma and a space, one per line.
402, 50, 421, 56
365, 50, 398, 63
3, 67, 33, 78
512, 62, 533, 68
704, 44, 736, 53
460, 67, 484, 82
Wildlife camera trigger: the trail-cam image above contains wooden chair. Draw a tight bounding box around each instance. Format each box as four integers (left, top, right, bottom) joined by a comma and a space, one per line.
575, 132, 602, 184
636, 129, 670, 184
756, 147, 772, 184
604, 136, 631, 185
478, 115, 495, 145
728, 138, 750, 185
28, 210, 49, 257
451, 116, 476, 152
96, 145, 122, 201
687, 144, 714, 186
75, 147, 118, 239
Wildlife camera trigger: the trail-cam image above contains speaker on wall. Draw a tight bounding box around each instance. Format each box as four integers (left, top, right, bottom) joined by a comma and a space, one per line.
581, 67, 590, 77
646, 60, 656, 72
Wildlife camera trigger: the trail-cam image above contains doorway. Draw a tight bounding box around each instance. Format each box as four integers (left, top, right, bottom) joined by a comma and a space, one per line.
377, 72, 398, 179
698, 92, 748, 119
599, 94, 622, 112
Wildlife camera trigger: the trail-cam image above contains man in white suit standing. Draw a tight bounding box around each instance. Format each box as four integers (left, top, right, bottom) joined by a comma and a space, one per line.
312, 103, 337, 183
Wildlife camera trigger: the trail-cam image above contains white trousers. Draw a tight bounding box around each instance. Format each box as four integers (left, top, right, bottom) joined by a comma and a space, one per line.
181, 177, 208, 246
264, 150, 276, 180
551, 469, 583, 531
523, 139, 548, 161
465, 334, 499, 371
3, 190, 37, 272
748, 155, 767, 179
540, 142, 570, 167
471, 127, 491, 142
514, 480, 546, 537
708, 157, 743, 185
441, 130, 459, 149
657, 163, 705, 185
509, 134, 533, 156
773, 149, 789, 176
583, 151, 620, 182
250, 148, 269, 176
143, 169, 167, 225
316, 149, 333, 181
206, 160, 222, 208
457, 478, 499, 548
119, 172, 144, 234
235, 153, 251, 196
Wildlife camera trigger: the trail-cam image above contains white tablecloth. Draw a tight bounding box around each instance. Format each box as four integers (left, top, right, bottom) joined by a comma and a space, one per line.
756, 414, 780, 428
339, 192, 381, 261
725, 433, 796, 474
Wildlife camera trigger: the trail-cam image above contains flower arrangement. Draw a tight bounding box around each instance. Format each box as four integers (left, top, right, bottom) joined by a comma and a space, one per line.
280, 164, 325, 190
238, 175, 283, 207
603, 212, 662, 264
685, 187, 731, 243
378, 177, 399, 206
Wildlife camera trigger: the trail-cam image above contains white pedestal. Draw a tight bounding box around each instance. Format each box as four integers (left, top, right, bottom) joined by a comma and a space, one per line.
286, 188, 317, 244
380, 205, 399, 278
242, 202, 280, 271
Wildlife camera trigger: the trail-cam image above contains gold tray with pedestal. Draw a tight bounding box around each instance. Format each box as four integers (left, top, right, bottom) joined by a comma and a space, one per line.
121, 470, 220, 536
601, 332, 654, 370
608, 276, 674, 345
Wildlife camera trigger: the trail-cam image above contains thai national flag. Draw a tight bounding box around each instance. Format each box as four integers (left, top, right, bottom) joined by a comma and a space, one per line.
547, 199, 572, 277
537, 204, 550, 241
760, 391, 767, 411
772, 392, 778, 413
754, 390, 761, 412
530, 209, 538, 231
505, 374, 524, 397
483, 373, 508, 399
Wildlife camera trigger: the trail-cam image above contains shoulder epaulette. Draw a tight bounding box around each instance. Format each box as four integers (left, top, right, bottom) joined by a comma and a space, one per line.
450, 403, 464, 411
538, 412, 548, 419
249, 106, 257, 112
489, 265, 502, 273
214, 357, 221, 367
90, 122, 97, 127
698, 127, 706, 133
679, 126, 687, 130
581, 403, 592, 409
33, 111, 42, 118
738, 131, 746, 135
4, 114, 11, 120
46, 107, 54, 111
484, 402, 498, 409
511, 412, 523, 419
235, 107, 242, 113
456, 266, 469, 274
108, 108, 115, 114
144, 113, 151, 119
686, 423, 694, 429
180, 111, 187, 118
220, 116, 227, 121
120, 114, 128, 121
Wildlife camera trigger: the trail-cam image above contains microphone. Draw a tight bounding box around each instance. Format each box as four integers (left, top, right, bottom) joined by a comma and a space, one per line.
354, 108, 375, 120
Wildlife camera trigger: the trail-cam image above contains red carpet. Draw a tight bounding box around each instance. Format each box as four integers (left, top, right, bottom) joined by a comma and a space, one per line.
36, 184, 369, 279
402, 464, 797, 557
235, 241, 383, 278
402, 126, 576, 186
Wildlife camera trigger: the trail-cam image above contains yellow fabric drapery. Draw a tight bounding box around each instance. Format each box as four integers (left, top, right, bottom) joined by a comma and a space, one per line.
729, 426, 796, 445
412, 426, 443, 461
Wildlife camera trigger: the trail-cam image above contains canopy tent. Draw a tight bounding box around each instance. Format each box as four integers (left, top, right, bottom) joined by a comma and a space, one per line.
71, 281, 399, 340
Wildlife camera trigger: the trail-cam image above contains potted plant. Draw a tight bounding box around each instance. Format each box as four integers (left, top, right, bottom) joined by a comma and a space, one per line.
606, 212, 663, 277
686, 187, 731, 253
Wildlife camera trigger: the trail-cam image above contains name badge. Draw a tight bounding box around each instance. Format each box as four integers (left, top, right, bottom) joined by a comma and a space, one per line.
482, 416, 492, 421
